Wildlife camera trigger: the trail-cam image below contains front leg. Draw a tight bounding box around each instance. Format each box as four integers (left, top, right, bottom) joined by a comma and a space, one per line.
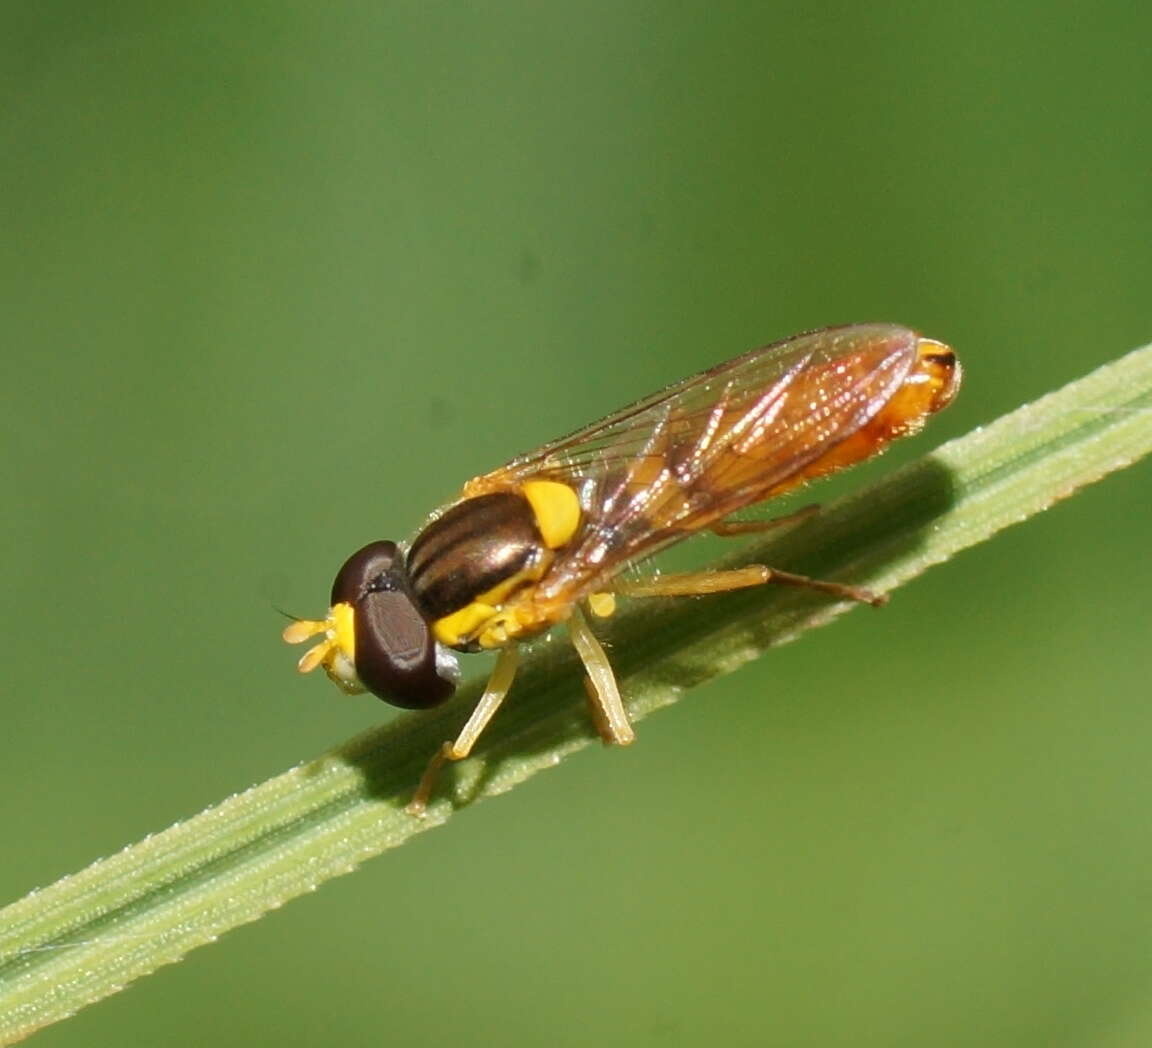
407, 646, 522, 816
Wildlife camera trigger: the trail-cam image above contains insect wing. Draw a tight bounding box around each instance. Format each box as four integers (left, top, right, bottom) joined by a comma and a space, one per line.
469, 324, 924, 594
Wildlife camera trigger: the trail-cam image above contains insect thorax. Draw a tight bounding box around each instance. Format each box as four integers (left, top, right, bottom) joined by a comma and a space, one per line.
407, 482, 583, 651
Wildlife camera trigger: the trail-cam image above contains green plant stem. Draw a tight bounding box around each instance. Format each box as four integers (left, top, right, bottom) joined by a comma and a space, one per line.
2, 343, 1152, 1043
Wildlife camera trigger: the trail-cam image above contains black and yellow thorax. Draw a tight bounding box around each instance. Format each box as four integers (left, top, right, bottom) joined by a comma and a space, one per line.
408, 479, 583, 652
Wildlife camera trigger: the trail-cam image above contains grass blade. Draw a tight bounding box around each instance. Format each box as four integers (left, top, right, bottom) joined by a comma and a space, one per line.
2, 342, 1151, 1043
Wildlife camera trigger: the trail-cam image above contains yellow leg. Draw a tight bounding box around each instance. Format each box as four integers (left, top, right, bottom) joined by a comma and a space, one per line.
407, 646, 521, 816
611, 565, 886, 607
709, 503, 819, 537
568, 605, 635, 746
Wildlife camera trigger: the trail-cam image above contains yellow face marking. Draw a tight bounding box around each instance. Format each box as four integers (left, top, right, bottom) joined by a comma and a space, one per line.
521, 479, 581, 549
283, 602, 359, 687
330, 601, 356, 660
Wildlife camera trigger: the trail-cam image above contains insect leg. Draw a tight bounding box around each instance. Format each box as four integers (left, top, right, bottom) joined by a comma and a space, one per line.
755, 568, 888, 607
568, 605, 635, 746
611, 566, 886, 607
709, 502, 820, 536
407, 646, 521, 816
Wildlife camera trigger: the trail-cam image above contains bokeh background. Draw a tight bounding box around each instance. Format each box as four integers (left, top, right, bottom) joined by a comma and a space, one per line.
4, 3, 1151, 1045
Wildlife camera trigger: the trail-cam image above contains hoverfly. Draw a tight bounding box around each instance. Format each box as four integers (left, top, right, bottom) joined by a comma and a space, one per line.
285, 323, 960, 813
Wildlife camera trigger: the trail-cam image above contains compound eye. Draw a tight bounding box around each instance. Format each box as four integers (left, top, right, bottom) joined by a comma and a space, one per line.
332, 541, 457, 710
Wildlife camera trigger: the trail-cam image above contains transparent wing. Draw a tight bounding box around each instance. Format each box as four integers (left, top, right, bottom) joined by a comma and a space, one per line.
467, 323, 924, 596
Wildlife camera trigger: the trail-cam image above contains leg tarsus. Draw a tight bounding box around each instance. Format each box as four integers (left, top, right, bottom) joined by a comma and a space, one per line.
406, 646, 521, 816
582, 675, 614, 745
407, 742, 454, 817
763, 568, 887, 608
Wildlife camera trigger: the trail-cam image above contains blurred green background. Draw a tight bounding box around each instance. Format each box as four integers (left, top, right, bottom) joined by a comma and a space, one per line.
3, 3, 1151, 1045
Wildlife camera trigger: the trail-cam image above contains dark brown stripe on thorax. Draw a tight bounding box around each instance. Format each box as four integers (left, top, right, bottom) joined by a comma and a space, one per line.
407, 492, 542, 620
